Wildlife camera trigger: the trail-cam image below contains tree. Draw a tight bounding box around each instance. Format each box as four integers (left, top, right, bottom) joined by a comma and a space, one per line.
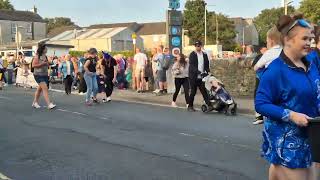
299, 0, 320, 24
254, 6, 295, 45
183, 0, 236, 50
0, 0, 14, 10
44, 17, 76, 33
207, 13, 236, 50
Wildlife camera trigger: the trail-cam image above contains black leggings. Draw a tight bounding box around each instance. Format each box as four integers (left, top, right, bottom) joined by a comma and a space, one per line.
105, 77, 114, 97
173, 78, 189, 104
64, 75, 73, 94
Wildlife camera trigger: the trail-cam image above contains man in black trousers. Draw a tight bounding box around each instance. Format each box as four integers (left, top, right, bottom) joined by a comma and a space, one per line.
188, 40, 213, 112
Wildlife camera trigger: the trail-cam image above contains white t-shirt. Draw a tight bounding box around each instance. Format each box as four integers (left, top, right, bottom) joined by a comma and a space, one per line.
66, 60, 71, 75
197, 51, 204, 78
134, 53, 147, 69
254, 45, 282, 71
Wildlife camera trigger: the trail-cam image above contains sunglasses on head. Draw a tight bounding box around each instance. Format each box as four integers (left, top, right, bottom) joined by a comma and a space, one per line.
286, 19, 311, 35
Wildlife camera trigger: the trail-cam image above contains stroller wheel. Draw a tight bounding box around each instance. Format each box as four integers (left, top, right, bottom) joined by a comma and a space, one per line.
201, 104, 208, 112
231, 107, 237, 115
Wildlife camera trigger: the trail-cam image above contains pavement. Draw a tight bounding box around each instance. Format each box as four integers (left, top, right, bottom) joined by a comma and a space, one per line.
0, 86, 267, 180
50, 83, 255, 115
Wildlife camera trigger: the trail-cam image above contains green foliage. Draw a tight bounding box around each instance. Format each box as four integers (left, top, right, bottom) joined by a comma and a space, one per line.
44, 17, 76, 33
0, 0, 14, 10
234, 44, 242, 52
254, 6, 295, 45
183, 0, 206, 44
299, 0, 320, 24
183, 0, 236, 51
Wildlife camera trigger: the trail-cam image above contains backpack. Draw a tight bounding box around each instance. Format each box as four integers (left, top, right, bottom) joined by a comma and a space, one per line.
162, 54, 171, 70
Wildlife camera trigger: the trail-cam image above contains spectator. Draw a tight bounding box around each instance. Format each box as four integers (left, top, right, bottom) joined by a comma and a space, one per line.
144, 58, 153, 91
116, 55, 126, 89
308, 25, 320, 71
171, 53, 189, 108
0, 55, 3, 90
188, 40, 213, 112
154, 45, 167, 95
103, 52, 117, 102
6, 54, 15, 85
32, 43, 56, 109
245, 45, 257, 59
59, 54, 74, 95
125, 61, 132, 88
83, 48, 99, 106
163, 47, 174, 93
71, 56, 79, 90
151, 47, 160, 93
255, 14, 318, 179
96, 54, 107, 103
78, 53, 87, 95
134, 48, 147, 93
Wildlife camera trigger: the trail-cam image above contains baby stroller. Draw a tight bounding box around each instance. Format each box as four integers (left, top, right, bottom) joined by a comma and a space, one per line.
201, 73, 237, 115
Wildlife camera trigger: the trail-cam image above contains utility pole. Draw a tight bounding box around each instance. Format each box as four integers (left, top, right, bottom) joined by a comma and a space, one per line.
215, 13, 219, 45
204, 2, 207, 45
284, 0, 293, 15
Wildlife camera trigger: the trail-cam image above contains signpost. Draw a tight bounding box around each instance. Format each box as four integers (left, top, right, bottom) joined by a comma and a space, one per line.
132, 33, 137, 54
167, 0, 182, 57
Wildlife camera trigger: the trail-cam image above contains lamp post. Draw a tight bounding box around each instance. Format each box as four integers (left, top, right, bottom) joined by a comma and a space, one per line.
204, 3, 217, 45
284, 0, 293, 15
15, 25, 24, 58
132, 33, 137, 54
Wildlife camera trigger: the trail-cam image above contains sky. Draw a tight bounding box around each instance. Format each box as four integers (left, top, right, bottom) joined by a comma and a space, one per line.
10, 0, 302, 27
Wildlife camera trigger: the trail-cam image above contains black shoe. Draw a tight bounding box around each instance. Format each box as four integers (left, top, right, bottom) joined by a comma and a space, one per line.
207, 105, 214, 112
92, 98, 99, 104
188, 106, 196, 112
163, 89, 168, 94
253, 116, 264, 125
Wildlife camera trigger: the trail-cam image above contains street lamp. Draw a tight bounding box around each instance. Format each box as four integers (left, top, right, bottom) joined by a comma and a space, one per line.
283, 0, 293, 15
204, 3, 218, 45
15, 25, 24, 58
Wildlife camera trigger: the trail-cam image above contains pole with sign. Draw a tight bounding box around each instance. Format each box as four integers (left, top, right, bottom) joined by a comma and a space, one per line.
167, 0, 182, 57
132, 33, 137, 54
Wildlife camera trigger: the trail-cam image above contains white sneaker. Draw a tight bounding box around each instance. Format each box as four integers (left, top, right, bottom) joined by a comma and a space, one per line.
32, 102, 41, 109
106, 97, 111, 102
3, 83, 8, 87
48, 103, 56, 109
79, 92, 85, 95
153, 89, 160, 93
171, 102, 178, 108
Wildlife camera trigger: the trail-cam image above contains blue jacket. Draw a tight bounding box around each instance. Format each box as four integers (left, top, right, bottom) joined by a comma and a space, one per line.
59, 61, 74, 79
255, 52, 320, 121
307, 49, 320, 72
255, 51, 320, 168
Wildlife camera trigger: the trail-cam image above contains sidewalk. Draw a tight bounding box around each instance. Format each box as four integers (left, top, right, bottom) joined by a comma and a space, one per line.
111, 90, 255, 115
50, 84, 255, 115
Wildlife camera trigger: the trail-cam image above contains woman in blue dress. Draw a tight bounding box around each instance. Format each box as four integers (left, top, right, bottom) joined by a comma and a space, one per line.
255, 14, 318, 180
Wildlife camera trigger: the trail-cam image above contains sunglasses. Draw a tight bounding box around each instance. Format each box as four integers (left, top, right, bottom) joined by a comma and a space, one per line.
286, 19, 311, 35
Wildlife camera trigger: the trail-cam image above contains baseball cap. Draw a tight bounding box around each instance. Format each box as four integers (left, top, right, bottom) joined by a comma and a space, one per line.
194, 40, 202, 46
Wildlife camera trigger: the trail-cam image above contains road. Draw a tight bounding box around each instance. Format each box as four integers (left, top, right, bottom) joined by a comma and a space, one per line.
0, 87, 267, 180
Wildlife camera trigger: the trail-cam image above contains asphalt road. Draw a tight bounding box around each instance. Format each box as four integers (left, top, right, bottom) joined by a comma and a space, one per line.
0, 87, 267, 180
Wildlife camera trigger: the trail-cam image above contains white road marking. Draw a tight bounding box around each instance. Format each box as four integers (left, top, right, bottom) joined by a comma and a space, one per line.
179, 133, 195, 137
57, 108, 87, 116
0, 172, 12, 180
0, 96, 11, 100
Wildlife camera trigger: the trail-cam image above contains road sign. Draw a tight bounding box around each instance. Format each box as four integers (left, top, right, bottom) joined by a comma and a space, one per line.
171, 36, 181, 47
131, 33, 137, 39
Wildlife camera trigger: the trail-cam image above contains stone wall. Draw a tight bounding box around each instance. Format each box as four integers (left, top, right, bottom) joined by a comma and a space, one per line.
210, 58, 255, 97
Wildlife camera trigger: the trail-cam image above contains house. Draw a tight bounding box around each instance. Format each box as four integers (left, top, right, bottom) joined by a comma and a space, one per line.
0, 9, 46, 45
230, 17, 259, 46
49, 27, 143, 52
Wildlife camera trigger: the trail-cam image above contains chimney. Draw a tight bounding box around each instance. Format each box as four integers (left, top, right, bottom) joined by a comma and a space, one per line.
32, 5, 38, 14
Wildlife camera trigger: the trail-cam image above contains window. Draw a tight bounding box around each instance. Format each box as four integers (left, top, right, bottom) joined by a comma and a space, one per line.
27, 23, 32, 33
11, 23, 16, 34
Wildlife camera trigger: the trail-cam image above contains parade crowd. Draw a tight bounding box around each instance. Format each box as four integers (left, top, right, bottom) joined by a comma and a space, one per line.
1, 12, 320, 180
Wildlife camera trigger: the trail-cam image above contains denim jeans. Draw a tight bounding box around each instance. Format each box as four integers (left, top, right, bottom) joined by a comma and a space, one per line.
7, 69, 14, 84
84, 72, 98, 102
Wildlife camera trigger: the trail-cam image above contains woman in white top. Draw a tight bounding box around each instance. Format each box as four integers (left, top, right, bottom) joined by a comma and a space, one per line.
171, 53, 189, 108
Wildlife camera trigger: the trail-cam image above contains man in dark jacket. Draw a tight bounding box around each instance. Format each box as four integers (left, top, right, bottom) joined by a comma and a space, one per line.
188, 40, 213, 112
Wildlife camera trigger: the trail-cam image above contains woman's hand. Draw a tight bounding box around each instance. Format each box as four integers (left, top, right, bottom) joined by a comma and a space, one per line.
289, 111, 310, 127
